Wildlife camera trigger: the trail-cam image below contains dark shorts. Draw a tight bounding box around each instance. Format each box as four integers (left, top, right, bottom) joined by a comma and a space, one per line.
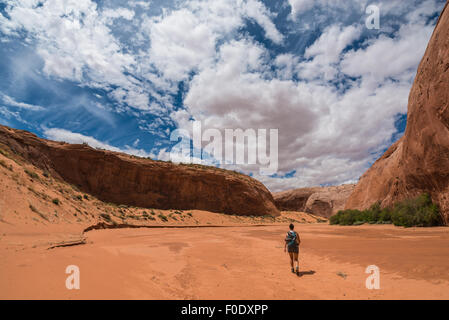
287, 245, 299, 253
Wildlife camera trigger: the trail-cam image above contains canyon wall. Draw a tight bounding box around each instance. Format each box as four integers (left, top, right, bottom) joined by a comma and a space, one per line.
345, 2, 449, 224
274, 184, 355, 218
0, 125, 279, 216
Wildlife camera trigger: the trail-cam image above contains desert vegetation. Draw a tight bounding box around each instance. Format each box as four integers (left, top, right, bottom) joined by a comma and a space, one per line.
330, 194, 442, 227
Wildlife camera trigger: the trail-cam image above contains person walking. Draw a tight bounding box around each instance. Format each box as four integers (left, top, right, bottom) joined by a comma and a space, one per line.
284, 223, 300, 275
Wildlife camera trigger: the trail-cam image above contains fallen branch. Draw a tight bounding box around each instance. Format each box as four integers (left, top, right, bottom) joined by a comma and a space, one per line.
83, 221, 280, 233
47, 237, 87, 249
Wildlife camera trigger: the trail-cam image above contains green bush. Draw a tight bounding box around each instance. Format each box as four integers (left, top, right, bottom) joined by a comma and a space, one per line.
331, 209, 362, 225
391, 193, 441, 227
24, 169, 39, 180
329, 214, 340, 225
379, 208, 391, 222
52, 198, 61, 205
331, 194, 442, 227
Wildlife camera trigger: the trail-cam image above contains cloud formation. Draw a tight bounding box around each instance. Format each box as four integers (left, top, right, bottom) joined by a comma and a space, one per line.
44, 128, 153, 158
0, 0, 446, 192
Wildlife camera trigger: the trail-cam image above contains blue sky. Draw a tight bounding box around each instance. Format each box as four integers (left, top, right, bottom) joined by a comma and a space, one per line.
0, 0, 446, 191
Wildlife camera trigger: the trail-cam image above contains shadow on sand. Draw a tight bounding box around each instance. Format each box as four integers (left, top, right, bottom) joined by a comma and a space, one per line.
297, 270, 316, 277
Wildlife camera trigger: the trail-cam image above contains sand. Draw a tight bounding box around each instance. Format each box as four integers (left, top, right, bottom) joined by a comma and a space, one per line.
1, 224, 449, 300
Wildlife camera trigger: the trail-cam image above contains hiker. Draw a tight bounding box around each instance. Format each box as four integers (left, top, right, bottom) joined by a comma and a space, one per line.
284, 223, 300, 274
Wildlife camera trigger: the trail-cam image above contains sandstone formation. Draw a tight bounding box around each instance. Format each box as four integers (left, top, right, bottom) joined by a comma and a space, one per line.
345, 2, 449, 224
0, 125, 279, 216
273, 187, 321, 211
304, 185, 356, 218
274, 184, 355, 218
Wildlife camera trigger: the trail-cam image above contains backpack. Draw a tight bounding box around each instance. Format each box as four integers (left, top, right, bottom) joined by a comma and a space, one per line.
286, 231, 298, 246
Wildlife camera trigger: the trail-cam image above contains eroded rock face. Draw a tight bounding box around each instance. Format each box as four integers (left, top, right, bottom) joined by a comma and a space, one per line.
345, 3, 449, 224
0, 125, 279, 216
273, 184, 355, 218
273, 187, 320, 211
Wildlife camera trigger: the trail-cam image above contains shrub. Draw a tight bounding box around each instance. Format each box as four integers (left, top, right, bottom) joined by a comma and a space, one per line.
158, 214, 168, 222
379, 208, 391, 222
100, 213, 112, 222
329, 214, 340, 225
331, 209, 361, 225
391, 193, 441, 227
52, 198, 60, 205
331, 194, 442, 227
0, 148, 8, 157
24, 169, 39, 180
366, 202, 382, 223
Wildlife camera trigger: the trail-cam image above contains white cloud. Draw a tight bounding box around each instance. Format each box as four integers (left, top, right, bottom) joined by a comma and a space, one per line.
43, 128, 154, 158
298, 24, 362, 80
178, 40, 321, 172
1, 93, 44, 111
145, 8, 219, 82
244, 0, 283, 44
1, 0, 152, 111
274, 54, 299, 80
131, 1, 151, 9
174, 1, 443, 191
341, 23, 434, 84
102, 8, 135, 22
305, 25, 362, 62
0, 107, 28, 124
144, 0, 283, 81
288, 0, 315, 18
1, 0, 446, 192
288, 0, 364, 20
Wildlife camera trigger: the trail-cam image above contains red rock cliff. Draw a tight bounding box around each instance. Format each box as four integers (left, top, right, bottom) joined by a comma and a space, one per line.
274, 184, 355, 218
0, 125, 279, 216
345, 2, 449, 224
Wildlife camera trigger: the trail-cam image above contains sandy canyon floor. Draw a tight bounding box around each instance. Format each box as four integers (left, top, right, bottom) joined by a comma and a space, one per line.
1, 223, 449, 300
